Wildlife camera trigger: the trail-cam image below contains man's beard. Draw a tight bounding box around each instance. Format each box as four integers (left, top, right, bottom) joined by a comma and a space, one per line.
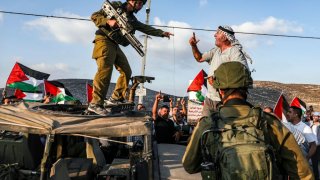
160, 114, 168, 119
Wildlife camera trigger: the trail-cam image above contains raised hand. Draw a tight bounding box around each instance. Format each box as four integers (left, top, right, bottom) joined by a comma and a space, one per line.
189, 32, 200, 46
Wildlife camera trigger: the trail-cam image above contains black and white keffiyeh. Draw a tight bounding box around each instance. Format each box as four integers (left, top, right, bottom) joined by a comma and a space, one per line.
218, 25, 253, 64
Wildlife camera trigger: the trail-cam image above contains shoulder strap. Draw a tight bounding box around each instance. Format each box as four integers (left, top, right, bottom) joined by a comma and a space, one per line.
258, 108, 271, 145
200, 113, 220, 163
256, 107, 280, 148
211, 112, 220, 129
259, 108, 284, 174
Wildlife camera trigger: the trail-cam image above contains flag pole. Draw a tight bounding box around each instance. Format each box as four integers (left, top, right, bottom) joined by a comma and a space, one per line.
138, 0, 152, 105
1, 87, 7, 104
273, 92, 283, 110
43, 80, 47, 103
1, 87, 7, 99
43, 80, 47, 98
86, 81, 89, 104
2, 62, 16, 101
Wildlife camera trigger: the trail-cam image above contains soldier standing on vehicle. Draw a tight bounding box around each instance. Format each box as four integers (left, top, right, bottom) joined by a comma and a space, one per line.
88, 0, 173, 115
189, 26, 251, 116
182, 61, 313, 179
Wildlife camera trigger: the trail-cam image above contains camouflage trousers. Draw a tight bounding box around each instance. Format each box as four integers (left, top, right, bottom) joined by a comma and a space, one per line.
91, 36, 132, 105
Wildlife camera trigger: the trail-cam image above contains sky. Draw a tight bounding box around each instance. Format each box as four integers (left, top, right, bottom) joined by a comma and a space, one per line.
1, 0, 320, 97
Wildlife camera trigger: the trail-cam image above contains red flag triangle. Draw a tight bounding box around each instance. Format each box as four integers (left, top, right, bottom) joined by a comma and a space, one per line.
187, 69, 207, 92
44, 80, 62, 96
14, 89, 26, 99
290, 97, 307, 112
274, 94, 290, 121
6, 63, 29, 85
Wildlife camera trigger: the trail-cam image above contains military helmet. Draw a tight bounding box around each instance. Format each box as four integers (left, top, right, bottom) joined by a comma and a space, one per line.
128, 0, 147, 5
213, 61, 253, 89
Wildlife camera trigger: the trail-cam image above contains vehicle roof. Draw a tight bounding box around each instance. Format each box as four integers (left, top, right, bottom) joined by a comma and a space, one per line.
0, 102, 151, 137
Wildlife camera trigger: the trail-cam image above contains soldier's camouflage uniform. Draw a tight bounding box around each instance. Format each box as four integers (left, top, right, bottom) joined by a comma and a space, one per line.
91, 1, 165, 105
182, 100, 314, 180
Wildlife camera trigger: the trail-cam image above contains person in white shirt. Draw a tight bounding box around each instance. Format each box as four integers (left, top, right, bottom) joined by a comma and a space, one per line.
263, 107, 309, 156
189, 26, 251, 116
287, 106, 317, 159
282, 121, 309, 156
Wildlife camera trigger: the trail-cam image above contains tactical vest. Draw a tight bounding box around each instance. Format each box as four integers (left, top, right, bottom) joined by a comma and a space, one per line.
200, 106, 281, 180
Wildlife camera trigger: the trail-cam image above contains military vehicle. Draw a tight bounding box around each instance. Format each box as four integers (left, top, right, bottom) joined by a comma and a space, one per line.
0, 76, 200, 180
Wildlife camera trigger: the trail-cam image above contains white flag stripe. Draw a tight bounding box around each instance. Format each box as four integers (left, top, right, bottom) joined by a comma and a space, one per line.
58, 87, 67, 96
300, 105, 306, 112
23, 92, 43, 101
23, 75, 44, 87
282, 112, 288, 122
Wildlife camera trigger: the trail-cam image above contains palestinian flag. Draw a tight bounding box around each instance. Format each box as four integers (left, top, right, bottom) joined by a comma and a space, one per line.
44, 80, 76, 104
86, 83, 93, 104
14, 89, 43, 102
187, 69, 207, 103
291, 97, 307, 114
187, 69, 207, 92
6, 62, 50, 91
274, 94, 290, 121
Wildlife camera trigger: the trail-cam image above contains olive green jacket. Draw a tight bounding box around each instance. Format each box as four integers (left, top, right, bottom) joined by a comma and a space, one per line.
91, 2, 164, 40
182, 105, 313, 180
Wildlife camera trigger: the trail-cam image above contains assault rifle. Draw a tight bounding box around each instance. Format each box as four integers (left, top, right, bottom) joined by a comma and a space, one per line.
102, 0, 145, 57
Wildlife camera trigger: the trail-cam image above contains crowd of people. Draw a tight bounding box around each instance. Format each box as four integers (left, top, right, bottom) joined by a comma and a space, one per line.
1, 92, 55, 105
182, 13, 315, 179
132, 88, 320, 180
150, 93, 190, 144
263, 105, 320, 179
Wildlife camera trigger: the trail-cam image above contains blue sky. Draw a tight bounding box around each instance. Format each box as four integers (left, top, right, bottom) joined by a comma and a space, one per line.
1, 0, 320, 97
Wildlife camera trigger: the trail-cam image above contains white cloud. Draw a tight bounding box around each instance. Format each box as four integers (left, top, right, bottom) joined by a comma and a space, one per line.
234, 16, 303, 34
151, 17, 192, 53
266, 40, 274, 46
149, 16, 304, 60
153, 17, 166, 26
0, 13, 3, 22
147, 17, 199, 68
149, 16, 304, 54
232, 16, 303, 48
199, 0, 208, 6
25, 10, 95, 44
30, 63, 78, 79
130, 17, 213, 95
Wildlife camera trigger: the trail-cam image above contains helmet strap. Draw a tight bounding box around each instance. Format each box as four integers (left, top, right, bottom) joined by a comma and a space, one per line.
218, 89, 236, 103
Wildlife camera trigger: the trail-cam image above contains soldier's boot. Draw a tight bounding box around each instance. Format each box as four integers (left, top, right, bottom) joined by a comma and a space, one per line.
87, 103, 108, 116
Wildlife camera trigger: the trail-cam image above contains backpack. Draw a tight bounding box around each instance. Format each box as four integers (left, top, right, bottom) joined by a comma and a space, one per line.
200, 106, 281, 180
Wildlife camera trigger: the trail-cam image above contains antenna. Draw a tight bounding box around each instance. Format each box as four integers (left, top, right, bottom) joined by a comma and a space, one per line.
138, 0, 151, 104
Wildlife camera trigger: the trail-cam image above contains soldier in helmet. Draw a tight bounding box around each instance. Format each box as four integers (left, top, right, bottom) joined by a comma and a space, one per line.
182, 62, 313, 179
88, 0, 173, 115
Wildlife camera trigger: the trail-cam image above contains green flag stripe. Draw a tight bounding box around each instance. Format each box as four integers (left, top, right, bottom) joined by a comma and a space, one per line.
51, 94, 76, 103
7, 82, 39, 91
24, 99, 42, 102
